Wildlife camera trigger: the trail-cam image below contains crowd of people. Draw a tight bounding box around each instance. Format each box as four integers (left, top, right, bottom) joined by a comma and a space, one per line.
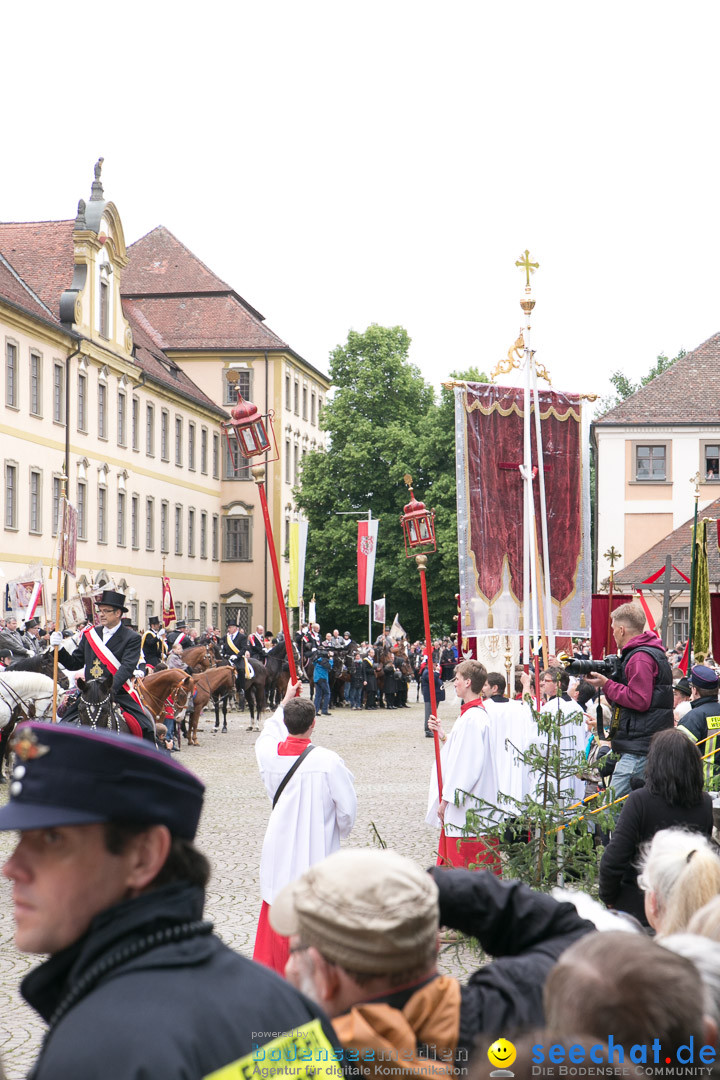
3, 597, 720, 1075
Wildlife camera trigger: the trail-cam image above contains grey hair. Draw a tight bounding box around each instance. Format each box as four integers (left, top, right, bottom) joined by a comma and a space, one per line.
661, 933, 720, 1026
637, 828, 720, 936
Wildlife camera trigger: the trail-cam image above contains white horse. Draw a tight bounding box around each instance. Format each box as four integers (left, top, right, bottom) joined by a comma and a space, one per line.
0, 671, 55, 728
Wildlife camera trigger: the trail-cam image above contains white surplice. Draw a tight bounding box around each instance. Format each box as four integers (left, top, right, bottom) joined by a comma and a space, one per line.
425, 702, 500, 836
255, 706, 357, 904
482, 697, 538, 805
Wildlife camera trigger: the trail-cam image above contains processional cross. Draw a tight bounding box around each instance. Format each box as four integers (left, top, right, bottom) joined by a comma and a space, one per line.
515, 249, 539, 287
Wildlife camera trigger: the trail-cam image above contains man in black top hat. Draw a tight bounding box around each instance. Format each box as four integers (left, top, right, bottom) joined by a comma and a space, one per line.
140, 615, 166, 673
166, 621, 190, 649
22, 618, 42, 655
49, 590, 154, 740
0, 722, 340, 1079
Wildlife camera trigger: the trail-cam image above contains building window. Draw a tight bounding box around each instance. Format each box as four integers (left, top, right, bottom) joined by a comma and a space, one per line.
131, 494, 139, 549
199, 602, 207, 632
30, 353, 42, 416
77, 372, 87, 431
311, 392, 316, 425
146, 497, 155, 550
224, 440, 251, 480
29, 469, 41, 533
99, 280, 109, 338
117, 391, 127, 446
77, 481, 87, 539
98, 486, 107, 544
175, 416, 183, 466
201, 428, 208, 474
52, 476, 61, 536
145, 600, 154, 626
223, 516, 251, 561
188, 508, 196, 556
188, 422, 196, 470
635, 444, 667, 481
285, 440, 291, 483
294, 443, 299, 484
223, 368, 251, 406
703, 443, 720, 481
117, 491, 126, 546
175, 602, 183, 622
161, 411, 169, 461
146, 404, 155, 456
6, 342, 18, 408
318, 396, 323, 417
672, 606, 689, 645
186, 601, 195, 628
98, 382, 107, 440
302, 386, 308, 420
212, 515, 219, 561
5, 463, 18, 528
131, 397, 140, 450
161, 501, 169, 553
200, 511, 208, 558
212, 603, 219, 628
53, 363, 64, 423
285, 373, 291, 410
175, 505, 183, 555
294, 381, 299, 415
212, 433, 219, 479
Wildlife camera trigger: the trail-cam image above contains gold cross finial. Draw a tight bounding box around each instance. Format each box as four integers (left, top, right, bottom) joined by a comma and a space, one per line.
515, 249, 539, 287
604, 545, 622, 569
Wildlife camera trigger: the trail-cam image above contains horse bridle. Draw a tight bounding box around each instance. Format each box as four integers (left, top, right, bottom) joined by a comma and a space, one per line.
78, 689, 123, 732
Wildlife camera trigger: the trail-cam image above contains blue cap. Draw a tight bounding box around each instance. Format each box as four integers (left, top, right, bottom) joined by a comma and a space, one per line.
691, 665, 719, 691
0, 723, 205, 838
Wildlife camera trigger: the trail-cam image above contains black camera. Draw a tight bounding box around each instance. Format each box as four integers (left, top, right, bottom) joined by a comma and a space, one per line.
559, 653, 622, 680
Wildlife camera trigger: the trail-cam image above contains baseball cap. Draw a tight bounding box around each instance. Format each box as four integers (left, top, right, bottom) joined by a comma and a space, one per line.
0, 722, 205, 838
270, 848, 439, 974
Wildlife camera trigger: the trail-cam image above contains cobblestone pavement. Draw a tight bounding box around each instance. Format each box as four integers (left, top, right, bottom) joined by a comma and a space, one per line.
0, 691, 475, 1078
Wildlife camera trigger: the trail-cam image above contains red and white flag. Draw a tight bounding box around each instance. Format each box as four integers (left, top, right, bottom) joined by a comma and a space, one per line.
161, 575, 176, 628
357, 519, 379, 606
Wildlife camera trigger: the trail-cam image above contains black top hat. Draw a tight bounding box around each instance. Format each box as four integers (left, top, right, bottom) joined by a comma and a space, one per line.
97, 589, 128, 613
24, 618, 40, 630
175, 621, 187, 630
148, 616, 161, 627
0, 722, 205, 838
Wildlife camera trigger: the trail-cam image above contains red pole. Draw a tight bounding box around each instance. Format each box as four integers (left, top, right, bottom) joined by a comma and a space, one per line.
417, 555, 447, 861
254, 466, 298, 688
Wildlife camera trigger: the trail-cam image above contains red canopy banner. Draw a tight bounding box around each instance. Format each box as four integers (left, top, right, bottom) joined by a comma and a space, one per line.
455, 383, 592, 636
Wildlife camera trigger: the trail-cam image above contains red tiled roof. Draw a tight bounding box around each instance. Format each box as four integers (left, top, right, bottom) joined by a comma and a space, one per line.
123, 226, 233, 296
123, 295, 288, 351
596, 334, 720, 425
123, 308, 225, 416
0, 254, 60, 327
614, 497, 720, 586
0, 220, 74, 317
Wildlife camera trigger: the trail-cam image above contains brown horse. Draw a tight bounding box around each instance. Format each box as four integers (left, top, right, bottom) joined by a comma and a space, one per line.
186, 666, 236, 745
180, 643, 217, 673
136, 669, 194, 728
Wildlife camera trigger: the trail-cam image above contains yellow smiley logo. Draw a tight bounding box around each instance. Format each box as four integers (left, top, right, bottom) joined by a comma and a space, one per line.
488, 1039, 517, 1070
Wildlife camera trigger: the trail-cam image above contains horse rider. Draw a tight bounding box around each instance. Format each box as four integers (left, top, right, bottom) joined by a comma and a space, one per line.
246, 626, 267, 662
49, 590, 155, 742
166, 621, 189, 649
0, 721, 340, 1078
223, 621, 250, 695
140, 616, 166, 674
0, 616, 33, 659
22, 618, 43, 655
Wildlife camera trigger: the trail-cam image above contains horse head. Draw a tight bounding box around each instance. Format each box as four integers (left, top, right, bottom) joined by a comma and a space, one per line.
76, 673, 128, 733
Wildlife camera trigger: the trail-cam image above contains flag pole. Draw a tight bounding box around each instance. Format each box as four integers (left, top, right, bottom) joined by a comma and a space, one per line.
687, 472, 701, 669
368, 509, 372, 645
52, 474, 68, 724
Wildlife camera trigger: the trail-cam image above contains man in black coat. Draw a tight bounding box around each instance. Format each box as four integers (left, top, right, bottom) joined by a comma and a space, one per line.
0, 721, 341, 1080
140, 615, 166, 672
50, 590, 153, 740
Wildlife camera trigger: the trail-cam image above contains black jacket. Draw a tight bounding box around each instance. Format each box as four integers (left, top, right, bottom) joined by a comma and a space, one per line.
140, 628, 166, 668
598, 785, 713, 923
610, 641, 674, 756
23, 882, 339, 1080
57, 624, 152, 737
430, 868, 595, 1049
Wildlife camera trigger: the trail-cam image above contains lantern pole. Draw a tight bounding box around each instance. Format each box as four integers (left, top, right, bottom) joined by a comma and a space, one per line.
251, 463, 299, 686
416, 553, 447, 862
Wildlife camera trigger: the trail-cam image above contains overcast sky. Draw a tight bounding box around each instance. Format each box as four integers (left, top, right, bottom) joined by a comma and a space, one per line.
4, 1, 718, 402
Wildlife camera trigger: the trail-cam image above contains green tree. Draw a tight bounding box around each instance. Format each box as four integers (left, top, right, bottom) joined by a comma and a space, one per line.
296, 325, 486, 639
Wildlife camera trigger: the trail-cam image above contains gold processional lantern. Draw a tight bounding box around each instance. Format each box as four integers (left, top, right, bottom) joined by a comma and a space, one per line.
399, 474, 436, 557
221, 373, 276, 462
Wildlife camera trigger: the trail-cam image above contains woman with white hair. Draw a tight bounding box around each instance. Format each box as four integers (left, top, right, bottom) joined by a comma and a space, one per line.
638, 827, 720, 936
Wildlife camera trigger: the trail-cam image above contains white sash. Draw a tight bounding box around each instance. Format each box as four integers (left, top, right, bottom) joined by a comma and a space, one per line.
84, 627, 143, 707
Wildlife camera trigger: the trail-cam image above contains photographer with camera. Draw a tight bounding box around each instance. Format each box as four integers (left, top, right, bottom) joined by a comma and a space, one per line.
582, 602, 673, 800
312, 648, 332, 716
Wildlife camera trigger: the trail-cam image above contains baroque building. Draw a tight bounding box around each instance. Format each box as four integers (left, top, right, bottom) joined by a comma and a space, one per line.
0, 164, 328, 632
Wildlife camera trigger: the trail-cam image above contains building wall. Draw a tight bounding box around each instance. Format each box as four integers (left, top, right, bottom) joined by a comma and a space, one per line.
595, 424, 720, 584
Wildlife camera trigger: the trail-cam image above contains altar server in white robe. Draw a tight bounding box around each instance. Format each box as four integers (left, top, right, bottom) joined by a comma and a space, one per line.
427, 659, 501, 872
538, 667, 587, 804
253, 680, 357, 974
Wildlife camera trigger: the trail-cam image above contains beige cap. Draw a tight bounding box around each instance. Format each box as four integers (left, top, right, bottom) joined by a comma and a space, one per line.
270, 848, 439, 975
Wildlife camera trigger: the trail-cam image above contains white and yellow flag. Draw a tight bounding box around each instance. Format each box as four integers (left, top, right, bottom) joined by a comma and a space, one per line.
288, 519, 308, 608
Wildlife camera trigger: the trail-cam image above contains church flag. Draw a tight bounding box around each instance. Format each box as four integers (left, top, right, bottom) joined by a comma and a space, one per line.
161, 575, 176, 628
308, 595, 317, 625
455, 382, 591, 637
288, 520, 308, 608
357, 519, 379, 606
389, 613, 406, 641
373, 597, 386, 624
